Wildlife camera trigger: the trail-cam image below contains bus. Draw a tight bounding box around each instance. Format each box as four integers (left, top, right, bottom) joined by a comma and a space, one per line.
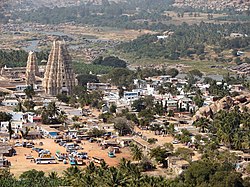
92, 157, 104, 164
35, 157, 57, 164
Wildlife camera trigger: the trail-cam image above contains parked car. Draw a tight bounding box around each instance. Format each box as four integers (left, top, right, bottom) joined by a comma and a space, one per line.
172, 140, 179, 144
26, 143, 34, 148
54, 139, 62, 143
32, 148, 43, 152
14, 143, 23, 147
26, 155, 34, 159
59, 141, 66, 146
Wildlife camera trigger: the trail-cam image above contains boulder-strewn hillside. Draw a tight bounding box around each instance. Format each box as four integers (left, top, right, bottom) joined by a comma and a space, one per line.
193, 93, 250, 121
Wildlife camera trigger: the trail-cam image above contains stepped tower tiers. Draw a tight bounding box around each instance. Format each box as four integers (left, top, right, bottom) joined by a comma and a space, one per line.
43, 40, 77, 96
25, 51, 40, 85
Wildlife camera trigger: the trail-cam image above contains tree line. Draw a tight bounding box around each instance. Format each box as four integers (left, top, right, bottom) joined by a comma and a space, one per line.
0, 155, 249, 187
118, 22, 250, 60
0, 50, 48, 68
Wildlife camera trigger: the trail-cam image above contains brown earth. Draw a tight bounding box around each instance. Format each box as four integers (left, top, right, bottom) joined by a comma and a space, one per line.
8, 138, 131, 177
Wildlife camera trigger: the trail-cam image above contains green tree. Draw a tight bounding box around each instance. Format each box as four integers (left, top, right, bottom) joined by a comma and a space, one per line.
110, 104, 117, 113
114, 117, 133, 136
0, 112, 12, 122
24, 85, 35, 99
76, 74, 99, 86
149, 146, 170, 168
130, 144, 143, 161
166, 68, 179, 78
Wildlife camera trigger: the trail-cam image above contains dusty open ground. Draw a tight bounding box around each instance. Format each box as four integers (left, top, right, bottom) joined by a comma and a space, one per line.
134, 126, 201, 161
8, 138, 131, 177
61, 25, 155, 41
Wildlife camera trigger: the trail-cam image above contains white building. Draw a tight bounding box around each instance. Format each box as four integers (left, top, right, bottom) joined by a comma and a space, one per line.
123, 91, 140, 101
1, 94, 19, 107
1, 99, 19, 107
0, 121, 23, 133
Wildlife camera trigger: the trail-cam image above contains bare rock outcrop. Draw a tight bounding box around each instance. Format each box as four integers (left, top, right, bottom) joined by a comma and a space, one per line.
193, 94, 250, 121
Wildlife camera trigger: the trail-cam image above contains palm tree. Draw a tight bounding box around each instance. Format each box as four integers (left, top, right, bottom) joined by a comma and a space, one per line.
72, 123, 81, 131
58, 112, 67, 123
63, 166, 82, 185
20, 127, 30, 139
8, 121, 14, 140
47, 102, 60, 118
193, 117, 211, 133
100, 160, 108, 170
85, 162, 96, 174
157, 85, 166, 97
78, 174, 96, 187
130, 144, 143, 162
149, 146, 169, 168
104, 167, 129, 187
24, 85, 35, 99
164, 83, 178, 96
15, 102, 25, 112
232, 132, 243, 150
48, 171, 59, 179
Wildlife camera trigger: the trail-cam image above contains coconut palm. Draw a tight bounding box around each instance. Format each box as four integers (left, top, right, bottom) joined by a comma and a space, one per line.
104, 167, 129, 187
130, 144, 143, 162
63, 166, 82, 186
58, 112, 67, 123
48, 171, 59, 179
47, 102, 60, 118
193, 117, 211, 133
232, 132, 243, 150
24, 85, 35, 99
85, 162, 96, 174
20, 127, 30, 139
15, 102, 25, 112
63, 166, 81, 178
149, 146, 170, 168
72, 123, 81, 131
78, 174, 97, 187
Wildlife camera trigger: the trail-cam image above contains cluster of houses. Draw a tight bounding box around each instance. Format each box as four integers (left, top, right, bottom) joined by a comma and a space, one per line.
0, 71, 246, 142
173, 0, 250, 12
89, 74, 245, 115
0, 67, 248, 174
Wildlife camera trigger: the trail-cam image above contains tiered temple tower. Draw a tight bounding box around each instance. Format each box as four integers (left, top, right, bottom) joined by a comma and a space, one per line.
43, 40, 77, 96
25, 51, 40, 85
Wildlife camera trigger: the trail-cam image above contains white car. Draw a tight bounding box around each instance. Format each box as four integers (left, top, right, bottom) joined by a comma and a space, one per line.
172, 140, 179, 144
14, 143, 23, 147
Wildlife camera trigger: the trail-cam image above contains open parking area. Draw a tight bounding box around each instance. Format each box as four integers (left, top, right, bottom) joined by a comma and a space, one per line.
8, 138, 131, 177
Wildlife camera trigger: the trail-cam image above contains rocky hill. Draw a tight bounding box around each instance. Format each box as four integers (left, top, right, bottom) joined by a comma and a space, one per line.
193, 93, 250, 121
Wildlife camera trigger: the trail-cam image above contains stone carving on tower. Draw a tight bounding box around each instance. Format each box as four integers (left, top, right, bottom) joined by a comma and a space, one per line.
26, 51, 40, 85
43, 40, 77, 96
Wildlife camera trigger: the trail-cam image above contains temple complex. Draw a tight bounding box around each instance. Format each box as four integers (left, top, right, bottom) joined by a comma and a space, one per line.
25, 51, 40, 85
43, 40, 77, 96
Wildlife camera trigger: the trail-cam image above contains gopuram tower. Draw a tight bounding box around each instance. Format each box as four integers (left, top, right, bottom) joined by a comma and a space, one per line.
26, 51, 40, 85
43, 40, 77, 96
